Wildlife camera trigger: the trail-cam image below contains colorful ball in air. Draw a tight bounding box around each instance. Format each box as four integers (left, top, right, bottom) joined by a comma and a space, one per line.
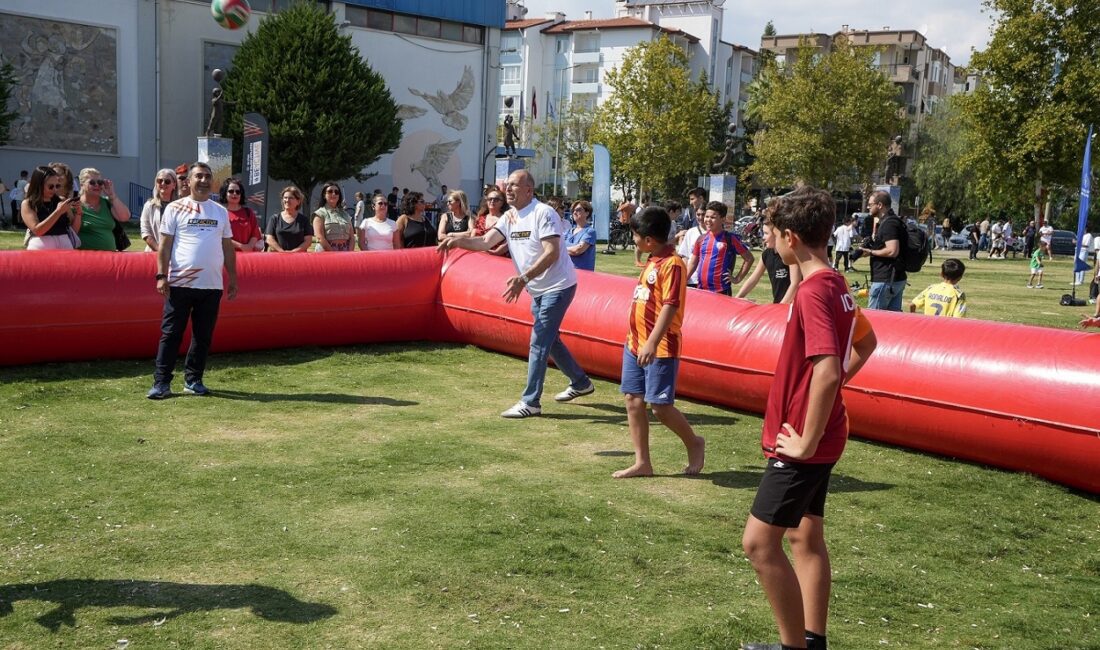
212, 0, 251, 30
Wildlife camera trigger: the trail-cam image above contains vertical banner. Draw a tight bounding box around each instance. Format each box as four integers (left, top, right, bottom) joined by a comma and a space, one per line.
243, 113, 270, 226
1073, 124, 1093, 275
592, 144, 611, 242
873, 184, 902, 215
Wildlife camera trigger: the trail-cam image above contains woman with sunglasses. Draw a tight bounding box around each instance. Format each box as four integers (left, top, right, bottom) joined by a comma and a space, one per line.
313, 182, 356, 252
140, 169, 178, 251
21, 165, 79, 250
395, 191, 437, 249
436, 190, 474, 241
265, 185, 313, 253
219, 177, 262, 252
474, 189, 510, 256
565, 200, 597, 271
77, 167, 131, 251
358, 194, 401, 251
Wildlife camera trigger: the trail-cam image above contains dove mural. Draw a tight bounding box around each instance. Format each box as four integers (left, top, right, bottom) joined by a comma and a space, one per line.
411, 139, 462, 197
396, 104, 428, 121
408, 66, 475, 131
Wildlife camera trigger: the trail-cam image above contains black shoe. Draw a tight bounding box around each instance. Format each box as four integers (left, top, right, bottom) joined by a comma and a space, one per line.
741, 644, 784, 650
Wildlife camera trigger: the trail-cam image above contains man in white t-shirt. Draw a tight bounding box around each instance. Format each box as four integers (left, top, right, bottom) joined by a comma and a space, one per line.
439, 169, 593, 418
148, 162, 238, 399
1039, 222, 1054, 257
832, 215, 855, 271
676, 206, 706, 286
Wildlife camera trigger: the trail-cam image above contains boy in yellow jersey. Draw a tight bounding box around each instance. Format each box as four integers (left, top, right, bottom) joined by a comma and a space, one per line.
909, 259, 968, 317
614, 206, 706, 478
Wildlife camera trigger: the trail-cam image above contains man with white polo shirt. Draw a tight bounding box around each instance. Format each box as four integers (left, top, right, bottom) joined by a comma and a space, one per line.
147, 161, 238, 399
438, 169, 593, 418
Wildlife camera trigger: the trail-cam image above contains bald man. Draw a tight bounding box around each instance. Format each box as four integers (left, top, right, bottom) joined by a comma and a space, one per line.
439, 170, 594, 418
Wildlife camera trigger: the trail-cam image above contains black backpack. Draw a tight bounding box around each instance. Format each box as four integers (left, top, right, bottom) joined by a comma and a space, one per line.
889, 215, 930, 273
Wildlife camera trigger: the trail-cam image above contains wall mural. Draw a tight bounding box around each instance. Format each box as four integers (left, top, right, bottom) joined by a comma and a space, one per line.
408, 66, 474, 131
391, 130, 462, 201
0, 13, 118, 153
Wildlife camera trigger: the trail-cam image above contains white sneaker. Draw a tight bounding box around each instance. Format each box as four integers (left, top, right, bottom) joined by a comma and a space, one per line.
501, 401, 541, 418
554, 384, 595, 402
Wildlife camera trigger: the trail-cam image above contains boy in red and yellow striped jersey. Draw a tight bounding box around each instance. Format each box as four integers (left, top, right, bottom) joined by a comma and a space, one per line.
614, 206, 706, 479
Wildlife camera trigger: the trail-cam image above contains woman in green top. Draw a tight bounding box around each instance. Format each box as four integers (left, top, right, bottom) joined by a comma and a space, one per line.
312, 182, 355, 251
78, 167, 131, 251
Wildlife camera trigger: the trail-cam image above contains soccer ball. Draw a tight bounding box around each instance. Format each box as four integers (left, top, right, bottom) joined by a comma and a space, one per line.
211, 0, 251, 30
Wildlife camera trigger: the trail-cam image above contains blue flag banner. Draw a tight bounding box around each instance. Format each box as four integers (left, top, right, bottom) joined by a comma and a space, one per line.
592, 144, 611, 242
1073, 124, 1093, 274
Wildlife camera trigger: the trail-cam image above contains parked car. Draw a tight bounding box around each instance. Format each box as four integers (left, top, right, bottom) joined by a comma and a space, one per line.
1050, 230, 1078, 256
948, 226, 974, 250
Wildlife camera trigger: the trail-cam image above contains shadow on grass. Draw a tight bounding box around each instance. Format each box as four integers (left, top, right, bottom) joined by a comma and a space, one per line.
697, 468, 893, 492
211, 390, 417, 406
546, 402, 742, 427
0, 342, 468, 384
0, 579, 336, 631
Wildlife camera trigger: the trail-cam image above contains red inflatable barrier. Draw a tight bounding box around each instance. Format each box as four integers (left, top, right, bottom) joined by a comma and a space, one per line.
1, 249, 1097, 493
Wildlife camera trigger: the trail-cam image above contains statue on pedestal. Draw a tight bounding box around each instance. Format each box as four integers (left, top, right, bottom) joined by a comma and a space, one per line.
205, 69, 235, 138
884, 135, 904, 184
712, 121, 738, 172
502, 114, 519, 157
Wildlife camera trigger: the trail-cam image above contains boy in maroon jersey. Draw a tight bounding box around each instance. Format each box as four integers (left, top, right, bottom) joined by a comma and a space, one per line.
740, 187, 878, 650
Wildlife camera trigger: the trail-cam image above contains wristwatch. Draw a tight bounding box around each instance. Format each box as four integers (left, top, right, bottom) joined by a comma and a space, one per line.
155, 273, 167, 281
519, 273, 529, 284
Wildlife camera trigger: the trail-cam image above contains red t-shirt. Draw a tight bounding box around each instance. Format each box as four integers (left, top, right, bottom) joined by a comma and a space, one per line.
761, 269, 858, 464
228, 206, 261, 247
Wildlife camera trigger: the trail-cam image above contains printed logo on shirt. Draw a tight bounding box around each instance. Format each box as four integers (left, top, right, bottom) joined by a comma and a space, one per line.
186, 218, 221, 228
646, 269, 658, 285
715, 241, 726, 251
510, 231, 532, 240
632, 285, 651, 302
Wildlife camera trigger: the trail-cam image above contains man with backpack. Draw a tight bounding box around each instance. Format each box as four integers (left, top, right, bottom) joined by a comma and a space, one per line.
858, 190, 907, 311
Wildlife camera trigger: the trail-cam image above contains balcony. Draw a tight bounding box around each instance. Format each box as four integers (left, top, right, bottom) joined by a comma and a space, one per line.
876, 63, 913, 83
572, 50, 601, 64
571, 81, 600, 94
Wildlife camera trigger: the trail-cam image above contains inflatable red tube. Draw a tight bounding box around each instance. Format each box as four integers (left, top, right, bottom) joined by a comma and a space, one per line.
1, 249, 1097, 493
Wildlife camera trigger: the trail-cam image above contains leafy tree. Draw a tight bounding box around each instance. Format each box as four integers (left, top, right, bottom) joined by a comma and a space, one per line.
221, 2, 402, 201
746, 35, 903, 190
961, 0, 1100, 219
529, 102, 596, 194
0, 58, 17, 147
590, 36, 715, 200
911, 96, 981, 221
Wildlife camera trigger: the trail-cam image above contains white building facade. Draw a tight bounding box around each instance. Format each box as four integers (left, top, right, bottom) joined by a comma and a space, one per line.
0, 0, 504, 212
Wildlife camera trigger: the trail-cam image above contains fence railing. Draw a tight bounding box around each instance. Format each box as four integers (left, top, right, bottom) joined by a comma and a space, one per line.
128, 182, 152, 221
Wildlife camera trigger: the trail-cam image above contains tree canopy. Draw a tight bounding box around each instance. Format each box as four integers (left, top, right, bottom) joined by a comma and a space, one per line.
746, 36, 903, 190
221, 2, 402, 201
530, 102, 596, 195
590, 36, 715, 199
911, 96, 981, 220
960, 0, 1100, 212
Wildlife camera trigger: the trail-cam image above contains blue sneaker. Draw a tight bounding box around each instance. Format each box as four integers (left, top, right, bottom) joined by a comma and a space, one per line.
146, 383, 171, 400
183, 381, 210, 396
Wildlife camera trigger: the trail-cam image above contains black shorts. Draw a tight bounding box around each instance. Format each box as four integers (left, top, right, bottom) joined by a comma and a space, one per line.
750, 458, 835, 528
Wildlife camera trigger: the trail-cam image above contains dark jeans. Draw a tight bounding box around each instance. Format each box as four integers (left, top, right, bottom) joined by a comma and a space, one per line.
153, 287, 223, 385
835, 250, 850, 270
10, 200, 20, 227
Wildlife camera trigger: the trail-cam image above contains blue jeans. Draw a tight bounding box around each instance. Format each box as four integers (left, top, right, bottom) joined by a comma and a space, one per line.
868, 279, 907, 311
521, 284, 590, 407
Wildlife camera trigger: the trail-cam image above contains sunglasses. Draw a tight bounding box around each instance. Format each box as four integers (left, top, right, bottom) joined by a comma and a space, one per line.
325, 188, 341, 194
156, 178, 175, 185
487, 197, 503, 203
46, 183, 62, 190
226, 189, 242, 195
88, 179, 106, 187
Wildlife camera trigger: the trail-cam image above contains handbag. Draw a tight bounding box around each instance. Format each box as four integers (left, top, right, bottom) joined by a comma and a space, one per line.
112, 220, 131, 251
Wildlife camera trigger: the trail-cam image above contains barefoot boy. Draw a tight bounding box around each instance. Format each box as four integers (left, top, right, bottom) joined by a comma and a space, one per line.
614, 206, 706, 479
741, 187, 877, 650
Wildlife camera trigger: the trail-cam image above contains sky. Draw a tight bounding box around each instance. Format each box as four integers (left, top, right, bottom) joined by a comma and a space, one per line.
515, 0, 993, 66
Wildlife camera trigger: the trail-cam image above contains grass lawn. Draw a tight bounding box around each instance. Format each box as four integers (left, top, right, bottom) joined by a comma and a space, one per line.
1, 229, 1097, 648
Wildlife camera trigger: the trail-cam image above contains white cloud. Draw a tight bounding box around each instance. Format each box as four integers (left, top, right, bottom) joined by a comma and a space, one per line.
515, 0, 992, 65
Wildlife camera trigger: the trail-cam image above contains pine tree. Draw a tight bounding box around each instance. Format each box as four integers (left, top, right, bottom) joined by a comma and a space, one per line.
220, 3, 402, 202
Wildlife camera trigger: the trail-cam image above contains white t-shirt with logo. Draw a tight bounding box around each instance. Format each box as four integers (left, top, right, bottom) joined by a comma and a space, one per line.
160, 197, 232, 290
677, 225, 704, 285
493, 199, 576, 297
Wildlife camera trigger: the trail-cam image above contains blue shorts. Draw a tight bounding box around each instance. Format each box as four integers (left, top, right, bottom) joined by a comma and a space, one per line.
619, 345, 679, 404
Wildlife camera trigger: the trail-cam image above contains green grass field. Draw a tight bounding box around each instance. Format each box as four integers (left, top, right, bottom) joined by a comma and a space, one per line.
1, 229, 1097, 649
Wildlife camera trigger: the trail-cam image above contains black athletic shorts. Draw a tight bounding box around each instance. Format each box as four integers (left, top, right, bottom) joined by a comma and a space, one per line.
750, 458, 835, 528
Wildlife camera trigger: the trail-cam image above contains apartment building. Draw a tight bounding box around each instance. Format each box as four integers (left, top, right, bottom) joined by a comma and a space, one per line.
501, 0, 755, 192
759, 27, 956, 140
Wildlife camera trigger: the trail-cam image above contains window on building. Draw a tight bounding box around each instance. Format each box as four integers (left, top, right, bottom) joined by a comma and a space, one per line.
574, 33, 599, 53
502, 65, 521, 85
394, 14, 417, 35
441, 21, 462, 41
463, 25, 484, 44
501, 33, 521, 52
417, 18, 441, 39
572, 65, 598, 83
366, 10, 391, 30
557, 36, 569, 53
